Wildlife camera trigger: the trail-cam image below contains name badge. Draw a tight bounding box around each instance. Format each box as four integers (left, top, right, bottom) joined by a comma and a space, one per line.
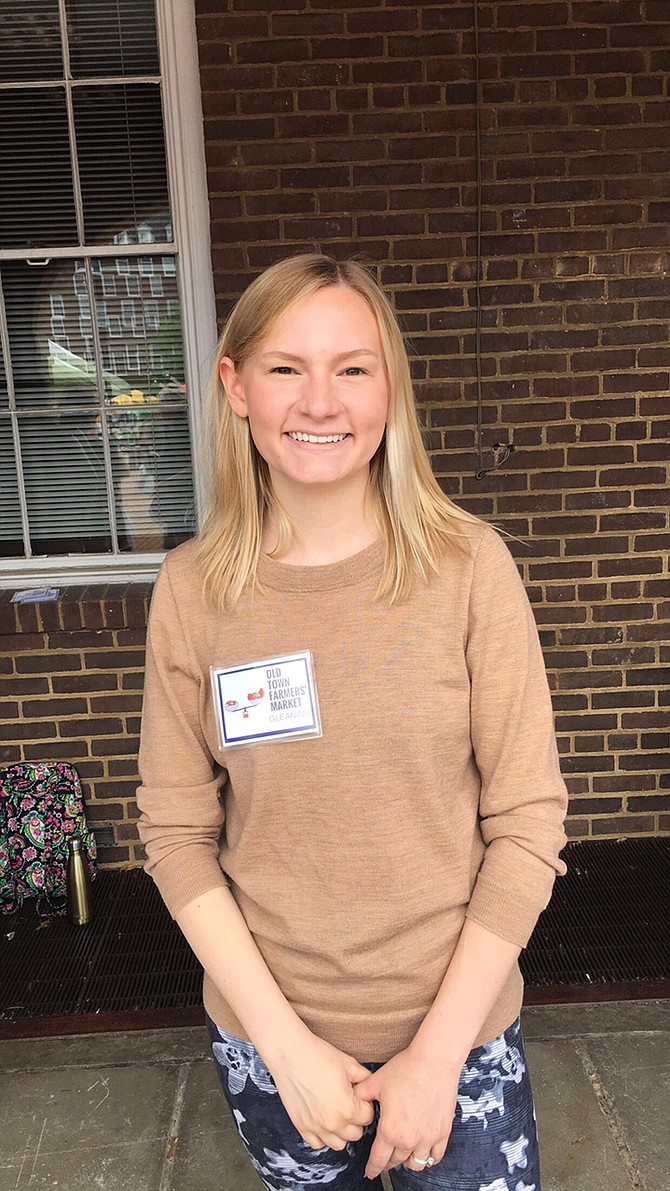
211, 651, 322, 749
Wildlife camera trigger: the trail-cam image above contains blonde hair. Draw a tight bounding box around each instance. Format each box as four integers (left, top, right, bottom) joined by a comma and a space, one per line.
196, 253, 483, 608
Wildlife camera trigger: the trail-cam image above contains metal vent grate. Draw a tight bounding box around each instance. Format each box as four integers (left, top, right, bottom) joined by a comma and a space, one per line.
521, 836, 670, 986
1, 868, 203, 1024
1, 839, 668, 1033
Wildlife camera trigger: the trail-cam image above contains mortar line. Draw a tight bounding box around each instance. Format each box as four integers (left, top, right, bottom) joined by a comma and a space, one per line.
158, 1061, 191, 1191
574, 1038, 647, 1190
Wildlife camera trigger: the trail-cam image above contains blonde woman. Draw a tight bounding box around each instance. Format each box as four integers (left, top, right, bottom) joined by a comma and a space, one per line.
137, 254, 567, 1190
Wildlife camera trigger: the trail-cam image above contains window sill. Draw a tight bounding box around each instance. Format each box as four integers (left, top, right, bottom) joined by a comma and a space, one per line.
0, 581, 155, 636
0, 553, 166, 591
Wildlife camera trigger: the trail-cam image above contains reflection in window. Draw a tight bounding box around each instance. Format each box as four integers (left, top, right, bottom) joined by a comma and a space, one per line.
0, 2, 195, 563
145, 302, 160, 330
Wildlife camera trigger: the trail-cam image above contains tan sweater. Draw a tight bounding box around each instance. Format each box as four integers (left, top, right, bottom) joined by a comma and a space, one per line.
137, 522, 568, 1062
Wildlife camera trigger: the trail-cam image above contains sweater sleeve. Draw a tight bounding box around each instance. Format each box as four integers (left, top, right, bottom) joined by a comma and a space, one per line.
136, 553, 229, 918
464, 526, 568, 948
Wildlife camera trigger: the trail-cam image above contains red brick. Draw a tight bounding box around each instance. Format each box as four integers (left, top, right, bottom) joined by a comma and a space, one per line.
566, 444, 635, 465
23, 740, 90, 760
536, 26, 608, 51
92, 781, 141, 799
273, 11, 342, 35
109, 759, 140, 777
15, 654, 82, 674
498, 105, 569, 130
91, 737, 140, 757
591, 815, 654, 835
278, 113, 350, 139
601, 511, 665, 531
594, 77, 628, 99
0, 720, 57, 742
236, 37, 309, 64
96, 845, 130, 864
1, 632, 45, 653
84, 651, 144, 670
22, 697, 88, 719
198, 12, 268, 37
0, 676, 49, 695
312, 35, 384, 59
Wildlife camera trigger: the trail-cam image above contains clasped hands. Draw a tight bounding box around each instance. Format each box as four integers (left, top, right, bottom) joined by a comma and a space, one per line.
268, 1033, 459, 1181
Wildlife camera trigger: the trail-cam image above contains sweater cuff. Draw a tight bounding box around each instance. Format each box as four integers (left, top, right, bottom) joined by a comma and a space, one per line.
145, 846, 230, 919
465, 866, 557, 949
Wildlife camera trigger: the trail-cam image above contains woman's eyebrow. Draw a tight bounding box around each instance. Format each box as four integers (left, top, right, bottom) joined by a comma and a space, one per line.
259, 349, 380, 362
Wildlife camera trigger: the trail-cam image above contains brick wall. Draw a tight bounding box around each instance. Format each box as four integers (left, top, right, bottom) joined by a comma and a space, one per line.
0, 589, 150, 866
2, 1, 668, 866
196, 0, 669, 842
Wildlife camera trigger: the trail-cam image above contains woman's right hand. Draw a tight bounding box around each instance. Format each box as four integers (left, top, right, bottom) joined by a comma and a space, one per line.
266, 1031, 375, 1151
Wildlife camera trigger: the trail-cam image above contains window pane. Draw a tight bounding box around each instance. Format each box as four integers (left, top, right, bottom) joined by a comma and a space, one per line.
109, 407, 194, 553
74, 83, 171, 245
66, 0, 158, 78
0, 418, 24, 555
1, 260, 99, 409
0, 329, 8, 410
0, 88, 78, 249
92, 256, 183, 395
0, 1, 63, 82
19, 411, 112, 554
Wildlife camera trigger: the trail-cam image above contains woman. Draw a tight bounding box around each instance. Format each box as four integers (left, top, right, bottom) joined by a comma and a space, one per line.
137, 254, 567, 1190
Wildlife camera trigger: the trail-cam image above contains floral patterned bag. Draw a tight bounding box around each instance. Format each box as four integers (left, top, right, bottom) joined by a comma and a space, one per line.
0, 762, 97, 916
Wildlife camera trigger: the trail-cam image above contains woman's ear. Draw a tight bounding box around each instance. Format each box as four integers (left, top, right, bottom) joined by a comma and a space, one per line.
219, 356, 247, 417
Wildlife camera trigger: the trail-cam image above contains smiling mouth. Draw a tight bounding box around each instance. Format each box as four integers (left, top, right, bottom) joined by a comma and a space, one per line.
287, 432, 349, 443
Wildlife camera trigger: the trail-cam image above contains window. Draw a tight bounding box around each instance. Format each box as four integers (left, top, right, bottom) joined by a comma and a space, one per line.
0, 0, 216, 582
125, 345, 142, 372
121, 300, 136, 327
145, 301, 160, 331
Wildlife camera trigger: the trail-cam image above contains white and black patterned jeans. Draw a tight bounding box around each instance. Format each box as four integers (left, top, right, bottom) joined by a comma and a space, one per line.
207, 1013, 541, 1191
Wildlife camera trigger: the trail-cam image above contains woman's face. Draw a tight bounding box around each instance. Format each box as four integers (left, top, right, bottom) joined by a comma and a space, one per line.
220, 285, 389, 502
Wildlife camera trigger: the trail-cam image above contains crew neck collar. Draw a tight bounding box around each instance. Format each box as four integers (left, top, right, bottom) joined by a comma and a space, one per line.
257, 539, 385, 593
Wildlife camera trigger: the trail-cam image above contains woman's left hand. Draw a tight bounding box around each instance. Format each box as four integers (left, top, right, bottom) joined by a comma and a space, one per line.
355, 1045, 461, 1179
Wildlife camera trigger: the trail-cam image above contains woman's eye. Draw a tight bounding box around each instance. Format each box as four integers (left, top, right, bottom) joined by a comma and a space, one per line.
343, 366, 366, 376
270, 366, 295, 375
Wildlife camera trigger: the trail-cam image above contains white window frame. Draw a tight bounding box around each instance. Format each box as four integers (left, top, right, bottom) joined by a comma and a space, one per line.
0, 0, 217, 588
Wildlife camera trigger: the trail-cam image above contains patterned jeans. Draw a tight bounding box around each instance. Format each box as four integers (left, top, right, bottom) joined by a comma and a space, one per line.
207, 1014, 541, 1191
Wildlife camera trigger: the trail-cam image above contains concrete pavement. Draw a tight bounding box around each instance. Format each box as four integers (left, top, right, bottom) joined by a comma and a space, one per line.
0, 1000, 667, 1190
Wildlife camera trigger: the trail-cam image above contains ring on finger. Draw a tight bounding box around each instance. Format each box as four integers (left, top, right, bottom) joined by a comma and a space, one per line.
411, 1154, 435, 1167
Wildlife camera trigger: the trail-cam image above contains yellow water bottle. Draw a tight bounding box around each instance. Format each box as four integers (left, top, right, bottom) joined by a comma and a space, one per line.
66, 837, 93, 925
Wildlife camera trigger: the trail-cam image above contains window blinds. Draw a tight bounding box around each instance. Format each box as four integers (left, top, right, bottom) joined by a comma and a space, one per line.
0, 0, 195, 563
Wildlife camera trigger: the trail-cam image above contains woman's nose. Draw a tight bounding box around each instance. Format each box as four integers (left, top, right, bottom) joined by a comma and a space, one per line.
298, 374, 340, 417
